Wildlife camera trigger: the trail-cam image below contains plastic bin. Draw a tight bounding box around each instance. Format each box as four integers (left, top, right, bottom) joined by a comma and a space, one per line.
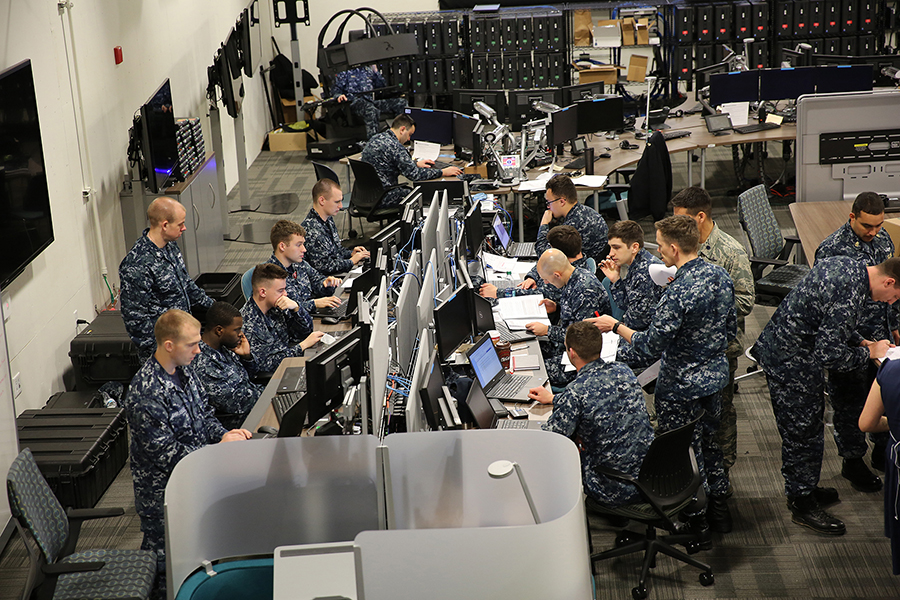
69, 310, 139, 390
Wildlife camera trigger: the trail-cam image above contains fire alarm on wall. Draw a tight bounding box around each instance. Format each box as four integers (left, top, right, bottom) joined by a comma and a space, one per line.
114, 46, 123, 65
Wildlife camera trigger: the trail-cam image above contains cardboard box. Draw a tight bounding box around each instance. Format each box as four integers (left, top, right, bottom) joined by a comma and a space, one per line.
636, 18, 650, 45
268, 129, 308, 152
882, 218, 900, 256
621, 18, 636, 45
577, 65, 619, 85
593, 19, 621, 47
627, 54, 649, 82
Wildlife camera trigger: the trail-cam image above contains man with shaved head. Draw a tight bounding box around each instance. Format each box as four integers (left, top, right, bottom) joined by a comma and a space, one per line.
525, 248, 608, 388
120, 196, 213, 362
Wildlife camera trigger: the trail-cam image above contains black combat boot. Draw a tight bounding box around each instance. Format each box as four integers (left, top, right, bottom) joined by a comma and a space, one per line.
787, 493, 846, 535
707, 494, 733, 533
841, 457, 882, 493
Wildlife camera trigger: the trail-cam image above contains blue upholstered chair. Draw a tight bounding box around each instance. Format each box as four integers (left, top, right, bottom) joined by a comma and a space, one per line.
6, 448, 157, 600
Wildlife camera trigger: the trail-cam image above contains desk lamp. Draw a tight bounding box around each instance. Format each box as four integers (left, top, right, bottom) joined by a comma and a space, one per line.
488, 459, 541, 524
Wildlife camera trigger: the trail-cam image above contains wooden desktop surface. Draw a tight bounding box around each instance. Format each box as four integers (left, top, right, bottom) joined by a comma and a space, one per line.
789, 200, 852, 267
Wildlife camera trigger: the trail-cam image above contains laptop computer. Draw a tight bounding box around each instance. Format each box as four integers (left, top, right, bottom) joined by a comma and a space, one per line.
492, 214, 537, 259
310, 266, 382, 320
468, 288, 536, 344
704, 113, 733, 136
466, 379, 542, 429
465, 333, 547, 402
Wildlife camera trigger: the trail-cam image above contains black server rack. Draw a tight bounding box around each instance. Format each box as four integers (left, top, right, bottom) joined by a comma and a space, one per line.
714, 4, 733, 41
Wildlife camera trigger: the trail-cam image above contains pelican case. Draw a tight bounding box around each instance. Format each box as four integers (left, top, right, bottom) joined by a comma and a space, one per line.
69, 310, 140, 390
16, 407, 128, 509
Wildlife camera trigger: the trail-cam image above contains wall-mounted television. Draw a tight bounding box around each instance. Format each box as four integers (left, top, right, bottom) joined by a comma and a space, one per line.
0, 59, 54, 290
139, 79, 179, 193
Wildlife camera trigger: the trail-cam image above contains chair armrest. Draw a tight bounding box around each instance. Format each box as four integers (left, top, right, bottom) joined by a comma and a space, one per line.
604, 183, 630, 199
67, 507, 124, 521
251, 372, 274, 386
374, 85, 401, 99
595, 465, 637, 484
749, 257, 788, 268
779, 235, 801, 262
43, 561, 105, 575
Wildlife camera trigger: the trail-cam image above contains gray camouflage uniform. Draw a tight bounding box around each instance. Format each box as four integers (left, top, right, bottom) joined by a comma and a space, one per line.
192, 341, 264, 430
751, 257, 871, 498
119, 229, 213, 361
331, 66, 407, 139
360, 129, 442, 207
815, 220, 895, 459
301, 208, 353, 275
536, 204, 609, 263
611, 248, 664, 368
266, 253, 334, 316
543, 359, 654, 507
240, 298, 312, 373
629, 257, 736, 497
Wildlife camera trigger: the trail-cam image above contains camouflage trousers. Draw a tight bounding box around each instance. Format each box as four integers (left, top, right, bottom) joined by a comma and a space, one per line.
827, 361, 889, 458
139, 515, 167, 599
656, 390, 728, 497
715, 356, 738, 471
765, 363, 826, 497
352, 97, 408, 139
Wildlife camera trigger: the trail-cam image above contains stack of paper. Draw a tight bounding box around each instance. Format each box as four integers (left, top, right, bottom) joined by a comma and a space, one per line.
412, 140, 441, 162
496, 295, 550, 330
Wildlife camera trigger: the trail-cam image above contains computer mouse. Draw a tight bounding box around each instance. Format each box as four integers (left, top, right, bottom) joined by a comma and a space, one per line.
599, 153, 611, 159
322, 316, 341, 325
257, 425, 278, 436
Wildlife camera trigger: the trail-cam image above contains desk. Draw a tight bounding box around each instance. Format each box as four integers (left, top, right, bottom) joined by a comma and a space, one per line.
789, 200, 851, 267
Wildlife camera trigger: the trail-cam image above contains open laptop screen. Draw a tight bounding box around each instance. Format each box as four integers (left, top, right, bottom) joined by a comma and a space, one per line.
466, 380, 495, 429
492, 214, 511, 250
468, 334, 504, 389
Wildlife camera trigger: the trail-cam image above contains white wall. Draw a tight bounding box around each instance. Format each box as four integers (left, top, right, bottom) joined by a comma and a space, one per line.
0, 0, 274, 413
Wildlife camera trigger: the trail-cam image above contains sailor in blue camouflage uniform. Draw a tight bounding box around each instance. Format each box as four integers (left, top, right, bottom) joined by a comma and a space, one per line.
240, 263, 324, 373
815, 191, 896, 484
752, 256, 900, 535
479, 225, 587, 306
360, 113, 462, 208
301, 179, 370, 275
332, 64, 407, 139
119, 197, 213, 362
599, 220, 664, 369
266, 220, 342, 316
529, 321, 654, 508
525, 249, 609, 388
123, 310, 251, 596
592, 215, 736, 536
536, 174, 609, 263
193, 302, 264, 430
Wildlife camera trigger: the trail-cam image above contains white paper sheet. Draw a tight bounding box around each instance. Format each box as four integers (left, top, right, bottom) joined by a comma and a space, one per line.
518, 179, 548, 192
482, 252, 518, 272
496, 295, 549, 321
571, 175, 609, 187
648, 263, 677, 286
412, 140, 440, 162
720, 102, 750, 126
505, 318, 552, 331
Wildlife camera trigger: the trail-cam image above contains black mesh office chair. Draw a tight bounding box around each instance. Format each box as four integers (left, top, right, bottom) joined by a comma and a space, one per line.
347, 159, 406, 230
312, 162, 340, 185
588, 417, 713, 599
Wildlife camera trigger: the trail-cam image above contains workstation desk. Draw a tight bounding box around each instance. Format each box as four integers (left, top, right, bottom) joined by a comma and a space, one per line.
789, 200, 853, 267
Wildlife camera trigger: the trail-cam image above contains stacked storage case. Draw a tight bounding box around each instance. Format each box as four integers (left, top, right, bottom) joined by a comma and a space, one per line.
69, 310, 139, 392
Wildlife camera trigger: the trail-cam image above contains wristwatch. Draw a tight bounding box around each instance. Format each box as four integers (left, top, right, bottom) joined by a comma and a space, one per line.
612, 321, 621, 335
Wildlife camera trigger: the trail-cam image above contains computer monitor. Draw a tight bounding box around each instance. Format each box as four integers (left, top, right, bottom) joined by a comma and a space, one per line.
414, 180, 468, 205
306, 325, 368, 423
492, 213, 512, 250
561, 82, 605, 105
575, 96, 625, 134
709, 70, 760, 106
814, 64, 874, 93
405, 107, 454, 145
508, 88, 563, 130
435, 191, 452, 284
416, 248, 438, 333
404, 327, 434, 433
463, 201, 484, 259
452, 89, 507, 124
547, 105, 579, 148
395, 250, 421, 375
468, 287, 495, 335
452, 112, 479, 159
434, 285, 472, 361
368, 221, 403, 271
420, 193, 439, 267
759, 66, 817, 101
419, 348, 448, 430
345, 266, 384, 319
367, 280, 389, 435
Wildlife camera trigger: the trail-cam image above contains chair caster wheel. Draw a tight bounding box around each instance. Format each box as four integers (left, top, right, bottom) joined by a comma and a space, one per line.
615, 532, 635, 547
699, 571, 715, 586
733, 382, 739, 393
632, 585, 648, 599
685, 541, 700, 555
348, 229, 358, 239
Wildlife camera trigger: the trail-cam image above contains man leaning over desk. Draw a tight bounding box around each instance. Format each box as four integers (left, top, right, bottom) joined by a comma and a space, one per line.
301, 178, 370, 276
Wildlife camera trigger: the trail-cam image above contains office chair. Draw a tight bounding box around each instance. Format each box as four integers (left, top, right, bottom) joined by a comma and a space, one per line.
737, 184, 809, 306
347, 159, 406, 232
241, 267, 254, 302
6, 448, 157, 600
588, 417, 713, 599
312, 162, 340, 185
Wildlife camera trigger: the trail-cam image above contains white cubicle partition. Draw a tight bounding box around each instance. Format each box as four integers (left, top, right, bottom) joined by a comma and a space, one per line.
165, 436, 382, 598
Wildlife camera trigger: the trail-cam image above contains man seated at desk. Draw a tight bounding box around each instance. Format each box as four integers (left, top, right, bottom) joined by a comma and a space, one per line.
537, 174, 609, 263
528, 321, 654, 509
525, 249, 608, 388
123, 309, 251, 595
267, 219, 342, 316
332, 64, 407, 140
360, 113, 462, 208
302, 178, 370, 276
193, 301, 263, 430
241, 263, 324, 373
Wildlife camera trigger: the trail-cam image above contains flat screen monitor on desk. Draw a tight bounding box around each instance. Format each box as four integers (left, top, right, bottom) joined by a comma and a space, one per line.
405, 107, 453, 145
575, 96, 625, 134
417, 248, 438, 333
404, 327, 433, 433
367, 280, 389, 434
368, 221, 403, 271
453, 89, 507, 124
306, 325, 368, 424
709, 70, 760, 107
419, 348, 451, 430
453, 112, 479, 157
394, 250, 420, 374
463, 201, 484, 259
508, 88, 563, 130
420, 193, 439, 267
813, 64, 874, 93
561, 82, 605, 106
434, 285, 471, 362
435, 191, 452, 285
547, 105, 578, 148
759, 66, 817, 101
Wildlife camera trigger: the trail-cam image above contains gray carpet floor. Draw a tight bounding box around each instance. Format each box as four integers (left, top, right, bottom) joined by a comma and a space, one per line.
2, 142, 899, 599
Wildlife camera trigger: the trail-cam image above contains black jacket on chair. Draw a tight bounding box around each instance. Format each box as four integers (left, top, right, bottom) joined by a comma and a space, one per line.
628, 130, 672, 221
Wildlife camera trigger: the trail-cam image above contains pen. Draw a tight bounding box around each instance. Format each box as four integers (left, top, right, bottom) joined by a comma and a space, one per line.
595, 311, 600, 317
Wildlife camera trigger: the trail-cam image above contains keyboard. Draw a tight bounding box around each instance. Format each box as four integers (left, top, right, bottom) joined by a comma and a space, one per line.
496, 322, 536, 344
563, 154, 600, 170
277, 367, 307, 394
662, 129, 692, 140
491, 373, 531, 397
489, 279, 518, 290
272, 391, 305, 424
733, 122, 781, 134
314, 301, 348, 319
509, 242, 536, 258
431, 160, 453, 170
496, 419, 531, 429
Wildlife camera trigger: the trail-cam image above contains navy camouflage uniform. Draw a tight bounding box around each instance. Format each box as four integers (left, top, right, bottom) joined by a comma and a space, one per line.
301, 208, 354, 275
698, 223, 756, 472
752, 257, 871, 498
536, 203, 609, 263
241, 298, 313, 373
119, 229, 213, 362
611, 248, 664, 368
543, 359, 654, 507
629, 257, 736, 498
192, 341, 264, 430
331, 66, 407, 139
266, 253, 334, 316
123, 358, 227, 582
542, 267, 610, 387
360, 129, 442, 208
815, 220, 895, 460
491, 257, 588, 305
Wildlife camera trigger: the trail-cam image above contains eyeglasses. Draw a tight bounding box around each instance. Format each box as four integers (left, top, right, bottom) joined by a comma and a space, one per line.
546, 196, 564, 206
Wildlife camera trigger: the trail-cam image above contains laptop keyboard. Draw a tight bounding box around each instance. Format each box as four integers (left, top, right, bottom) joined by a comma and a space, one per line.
497, 419, 530, 429
496, 322, 536, 343
278, 368, 307, 393
510, 242, 536, 257
315, 301, 348, 319
272, 391, 304, 424
492, 373, 532, 397
489, 280, 518, 290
